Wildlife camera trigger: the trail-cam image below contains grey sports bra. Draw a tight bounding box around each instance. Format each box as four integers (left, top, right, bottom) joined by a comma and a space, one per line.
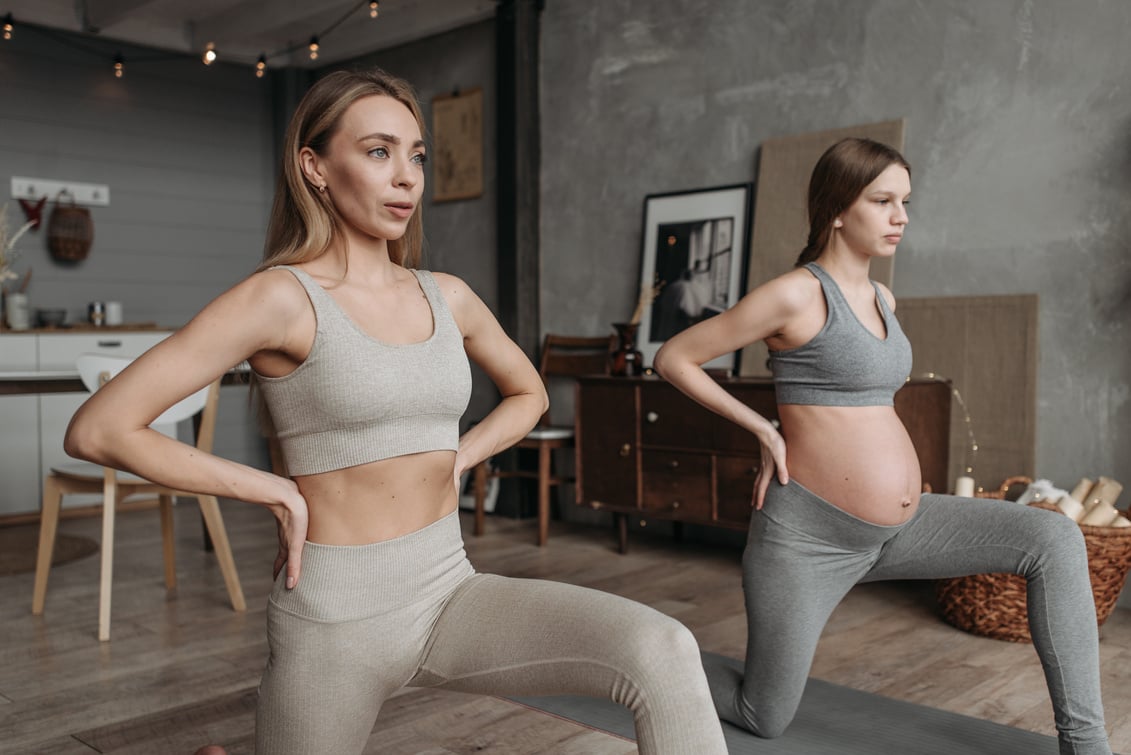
768, 262, 912, 406
254, 266, 472, 476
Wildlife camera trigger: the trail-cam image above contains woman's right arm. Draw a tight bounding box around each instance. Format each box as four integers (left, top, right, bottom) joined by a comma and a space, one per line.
653, 273, 807, 507
64, 269, 311, 587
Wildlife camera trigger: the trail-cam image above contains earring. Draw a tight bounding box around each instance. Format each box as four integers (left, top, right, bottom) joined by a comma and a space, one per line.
833, 219, 843, 228
317, 184, 327, 194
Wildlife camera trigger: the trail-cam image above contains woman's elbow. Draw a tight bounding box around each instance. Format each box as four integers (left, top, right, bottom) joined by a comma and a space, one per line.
63, 413, 112, 464
653, 342, 676, 378
534, 383, 550, 417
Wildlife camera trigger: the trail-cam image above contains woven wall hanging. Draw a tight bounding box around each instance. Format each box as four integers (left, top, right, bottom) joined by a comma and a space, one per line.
47, 190, 93, 262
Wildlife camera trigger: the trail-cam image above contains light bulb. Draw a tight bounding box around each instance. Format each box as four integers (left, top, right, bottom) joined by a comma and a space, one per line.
309, 36, 319, 60
2, 14, 13, 40
256, 54, 266, 78
370, 2, 379, 18
113, 54, 124, 78
202, 42, 217, 65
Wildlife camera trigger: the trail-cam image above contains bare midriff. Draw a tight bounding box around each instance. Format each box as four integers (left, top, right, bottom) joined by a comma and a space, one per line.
294, 450, 459, 545
778, 404, 921, 525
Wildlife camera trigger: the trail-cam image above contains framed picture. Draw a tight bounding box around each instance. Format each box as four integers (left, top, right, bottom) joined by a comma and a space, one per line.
431, 88, 484, 202
637, 183, 752, 371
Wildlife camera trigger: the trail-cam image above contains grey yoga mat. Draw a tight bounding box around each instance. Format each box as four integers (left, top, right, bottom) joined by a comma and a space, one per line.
509, 652, 1074, 754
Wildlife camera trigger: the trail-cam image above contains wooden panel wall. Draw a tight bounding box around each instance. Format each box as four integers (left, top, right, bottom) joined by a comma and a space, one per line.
897, 295, 1038, 492
0, 30, 274, 468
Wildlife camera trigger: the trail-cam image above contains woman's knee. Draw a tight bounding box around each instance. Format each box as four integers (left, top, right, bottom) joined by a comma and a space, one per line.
628, 612, 702, 675
1033, 509, 1087, 564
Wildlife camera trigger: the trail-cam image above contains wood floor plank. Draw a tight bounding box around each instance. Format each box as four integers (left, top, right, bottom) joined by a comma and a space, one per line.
0, 499, 1127, 753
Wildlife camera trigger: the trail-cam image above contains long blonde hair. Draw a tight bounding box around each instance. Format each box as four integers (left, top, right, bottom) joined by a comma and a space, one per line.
259, 68, 426, 271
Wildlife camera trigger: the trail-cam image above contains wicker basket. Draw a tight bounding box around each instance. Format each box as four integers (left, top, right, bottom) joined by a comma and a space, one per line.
935, 476, 1131, 643
47, 192, 93, 263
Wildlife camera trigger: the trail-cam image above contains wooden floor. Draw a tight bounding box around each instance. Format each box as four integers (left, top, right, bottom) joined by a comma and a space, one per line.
1, 500, 1128, 754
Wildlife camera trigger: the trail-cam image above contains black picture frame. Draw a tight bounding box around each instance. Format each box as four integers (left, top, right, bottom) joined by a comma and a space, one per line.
637, 183, 752, 371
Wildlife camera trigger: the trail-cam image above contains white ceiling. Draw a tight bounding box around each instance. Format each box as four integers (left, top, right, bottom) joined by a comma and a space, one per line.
2, 0, 497, 69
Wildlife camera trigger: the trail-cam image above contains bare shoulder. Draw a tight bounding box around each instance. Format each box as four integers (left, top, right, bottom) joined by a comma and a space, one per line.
873, 280, 897, 311
426, 271, 484, 321
426, 270, 474, 298
747, 266, 822, 315
236, 267, 310, 313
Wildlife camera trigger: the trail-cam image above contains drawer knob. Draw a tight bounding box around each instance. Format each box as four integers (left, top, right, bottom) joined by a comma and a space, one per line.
589, 501, 605, 510
97, 340, 123, 348
645, 411, 659, 423
619, 443, 631, 457
667, 459, 679, 469
671, 501, 681, 509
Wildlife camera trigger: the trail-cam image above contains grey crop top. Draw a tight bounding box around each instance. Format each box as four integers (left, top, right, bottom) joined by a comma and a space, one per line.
254, 266, 472, 476
768, 262, 912, 407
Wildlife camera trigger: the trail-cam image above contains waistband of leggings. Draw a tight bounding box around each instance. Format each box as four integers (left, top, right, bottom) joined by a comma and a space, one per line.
271, 509, 472, 619
761, 479, 906, 548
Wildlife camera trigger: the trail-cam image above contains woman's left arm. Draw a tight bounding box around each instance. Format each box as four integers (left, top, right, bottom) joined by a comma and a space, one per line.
432, 273, 548, 482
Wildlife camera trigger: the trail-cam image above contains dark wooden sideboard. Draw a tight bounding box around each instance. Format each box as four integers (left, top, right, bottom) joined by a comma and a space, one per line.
574, 376, 952, 552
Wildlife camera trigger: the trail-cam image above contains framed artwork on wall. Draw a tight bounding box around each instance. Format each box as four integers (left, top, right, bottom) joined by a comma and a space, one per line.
431, 87, 484, 202
636, 183, 752, 371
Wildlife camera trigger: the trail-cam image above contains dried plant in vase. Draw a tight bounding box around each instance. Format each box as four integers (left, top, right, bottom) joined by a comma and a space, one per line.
611, 282, 663, 376
0, 204, 35, 292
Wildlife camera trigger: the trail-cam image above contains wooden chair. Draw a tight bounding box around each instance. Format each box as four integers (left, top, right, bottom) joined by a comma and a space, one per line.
472, 334, 613, 546
32, 354, 246, 641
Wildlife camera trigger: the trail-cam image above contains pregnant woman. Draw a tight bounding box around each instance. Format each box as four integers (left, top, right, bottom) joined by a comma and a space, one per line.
654, 137, 1111, 754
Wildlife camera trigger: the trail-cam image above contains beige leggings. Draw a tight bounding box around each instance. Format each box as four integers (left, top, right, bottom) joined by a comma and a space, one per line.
256, 511, 726, 754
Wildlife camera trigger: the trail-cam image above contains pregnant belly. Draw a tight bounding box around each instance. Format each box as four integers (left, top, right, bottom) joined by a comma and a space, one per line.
779, 405, 922, 525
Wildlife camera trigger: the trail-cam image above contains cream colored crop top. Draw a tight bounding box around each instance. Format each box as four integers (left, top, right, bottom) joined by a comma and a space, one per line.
254, 266, 472, 476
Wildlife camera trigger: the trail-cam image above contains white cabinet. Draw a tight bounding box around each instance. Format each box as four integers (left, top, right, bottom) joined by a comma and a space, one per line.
0, 335, 41, 515
0, 331, 172, 516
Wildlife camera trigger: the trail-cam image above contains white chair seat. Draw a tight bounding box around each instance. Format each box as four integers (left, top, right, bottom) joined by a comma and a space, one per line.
49, 462, 149, 484
526, 426, 574, 441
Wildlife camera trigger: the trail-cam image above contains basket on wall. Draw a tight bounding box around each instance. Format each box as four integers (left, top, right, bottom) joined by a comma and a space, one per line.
47, 191, 93, 263
935, 476, 1131, 643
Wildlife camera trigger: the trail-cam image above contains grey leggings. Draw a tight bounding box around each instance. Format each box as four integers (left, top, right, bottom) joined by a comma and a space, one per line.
705, 479, 1110, 755
256, 510, 726, 755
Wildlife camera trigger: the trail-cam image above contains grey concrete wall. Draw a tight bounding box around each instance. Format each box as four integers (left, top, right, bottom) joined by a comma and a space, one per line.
541, 0, 1131, 601
541, 5, 1130, 488
0, 28, 275, 468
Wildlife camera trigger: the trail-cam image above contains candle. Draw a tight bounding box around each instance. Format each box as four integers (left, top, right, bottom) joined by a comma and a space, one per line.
1068, 478, 1094, 504
954, 476, 975, 498
1055, 496, 1085, 522
1080, 500, 1119, 527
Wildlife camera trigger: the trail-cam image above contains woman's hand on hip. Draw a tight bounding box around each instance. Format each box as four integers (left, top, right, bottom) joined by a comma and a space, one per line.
268, 479, 309, 589
753, 425, 789, 510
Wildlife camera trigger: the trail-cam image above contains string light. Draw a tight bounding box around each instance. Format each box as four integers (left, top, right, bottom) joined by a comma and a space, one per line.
913, 371, 979, 482
9, 1, 377, 77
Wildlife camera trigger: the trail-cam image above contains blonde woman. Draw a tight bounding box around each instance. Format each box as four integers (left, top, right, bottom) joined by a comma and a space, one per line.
66, 69, 726, 755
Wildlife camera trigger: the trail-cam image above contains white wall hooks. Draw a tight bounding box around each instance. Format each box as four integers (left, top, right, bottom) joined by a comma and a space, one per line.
10, 177, 111, 207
